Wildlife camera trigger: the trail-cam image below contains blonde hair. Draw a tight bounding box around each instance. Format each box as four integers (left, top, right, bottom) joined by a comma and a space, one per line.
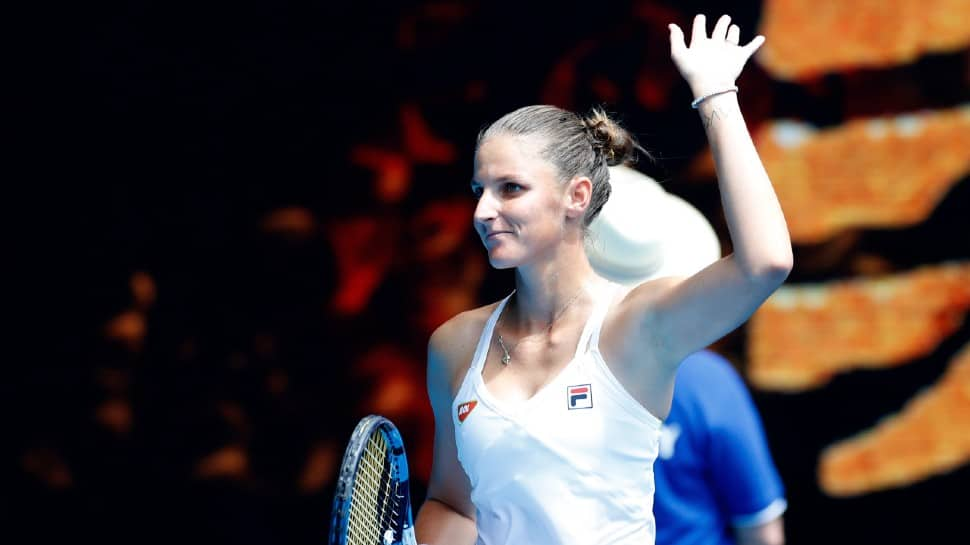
478, 105, 646, 226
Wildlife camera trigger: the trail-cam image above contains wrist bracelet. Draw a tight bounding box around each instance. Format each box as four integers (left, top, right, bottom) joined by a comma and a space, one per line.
691, 86, 739, 109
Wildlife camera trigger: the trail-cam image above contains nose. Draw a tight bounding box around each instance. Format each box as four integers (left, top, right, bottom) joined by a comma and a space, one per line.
473, 189, 498, 230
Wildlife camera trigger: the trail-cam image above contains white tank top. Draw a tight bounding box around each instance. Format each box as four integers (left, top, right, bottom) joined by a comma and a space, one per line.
452, 289, 662, 545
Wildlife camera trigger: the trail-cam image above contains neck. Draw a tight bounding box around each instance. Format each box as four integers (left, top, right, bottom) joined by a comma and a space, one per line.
510, 241, 603, 332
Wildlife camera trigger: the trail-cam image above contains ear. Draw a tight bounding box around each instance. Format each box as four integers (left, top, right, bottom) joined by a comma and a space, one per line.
563, 176, 593, 220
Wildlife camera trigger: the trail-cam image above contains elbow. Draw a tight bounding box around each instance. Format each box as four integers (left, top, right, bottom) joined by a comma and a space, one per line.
767, 252, 794, 283
746, 251, 793, 288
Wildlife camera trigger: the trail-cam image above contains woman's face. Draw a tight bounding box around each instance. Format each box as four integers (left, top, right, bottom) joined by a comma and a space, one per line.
471, 134, 570, 269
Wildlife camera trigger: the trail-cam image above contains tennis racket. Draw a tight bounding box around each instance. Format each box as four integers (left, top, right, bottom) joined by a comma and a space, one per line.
329, 414, 418, 545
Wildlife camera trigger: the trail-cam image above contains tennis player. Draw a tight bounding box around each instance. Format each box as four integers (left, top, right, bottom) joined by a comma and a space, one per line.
415, 14, 792, 545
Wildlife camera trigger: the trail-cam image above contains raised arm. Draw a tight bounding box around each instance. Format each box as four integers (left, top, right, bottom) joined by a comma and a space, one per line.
414, 326, 477, 545
632, 14, 792, 366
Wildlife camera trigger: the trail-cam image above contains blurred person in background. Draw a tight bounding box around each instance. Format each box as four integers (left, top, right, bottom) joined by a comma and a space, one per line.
654, 350, 786, 545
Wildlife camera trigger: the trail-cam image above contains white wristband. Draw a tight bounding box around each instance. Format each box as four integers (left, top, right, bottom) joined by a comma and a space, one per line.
691, 86, 739, 109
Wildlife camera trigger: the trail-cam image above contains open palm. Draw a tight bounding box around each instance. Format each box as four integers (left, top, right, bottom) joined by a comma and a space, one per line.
669, 14, 765, 98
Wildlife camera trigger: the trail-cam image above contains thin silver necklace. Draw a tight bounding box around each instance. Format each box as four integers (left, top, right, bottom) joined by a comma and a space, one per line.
496, 287, 585, 366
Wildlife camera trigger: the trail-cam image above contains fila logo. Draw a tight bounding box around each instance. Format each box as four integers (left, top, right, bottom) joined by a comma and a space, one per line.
457, 400, 478, 423
567, 384, 593, 410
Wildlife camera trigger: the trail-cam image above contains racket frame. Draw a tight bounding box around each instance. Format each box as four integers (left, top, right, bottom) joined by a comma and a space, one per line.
329, 414, 417, 545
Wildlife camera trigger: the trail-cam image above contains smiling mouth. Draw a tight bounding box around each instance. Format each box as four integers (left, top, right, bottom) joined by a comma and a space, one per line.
486, 232, 511, 239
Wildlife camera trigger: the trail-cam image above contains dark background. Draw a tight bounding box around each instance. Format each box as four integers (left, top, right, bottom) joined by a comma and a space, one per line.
16, 1, 970, 544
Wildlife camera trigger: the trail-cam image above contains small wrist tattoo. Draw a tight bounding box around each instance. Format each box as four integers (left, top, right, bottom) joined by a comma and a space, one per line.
702, 106, 728, 129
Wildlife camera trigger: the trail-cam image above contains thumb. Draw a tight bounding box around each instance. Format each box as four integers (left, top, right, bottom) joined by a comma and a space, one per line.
669, 23, 687, 59
742, 35, 766, 58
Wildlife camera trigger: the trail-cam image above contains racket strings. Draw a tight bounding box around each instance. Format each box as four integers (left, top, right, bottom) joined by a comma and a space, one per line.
347, 430, 403, 545
364, 435, 396, 537
377, 442, 403, 536
347, 433, 386, 544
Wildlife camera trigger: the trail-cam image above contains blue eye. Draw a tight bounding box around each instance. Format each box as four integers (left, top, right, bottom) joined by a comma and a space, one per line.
503, 183, 522, 194
470, 185, 483, 197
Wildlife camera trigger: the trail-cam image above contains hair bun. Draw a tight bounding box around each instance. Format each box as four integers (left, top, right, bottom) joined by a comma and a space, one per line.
583, 109, 639, 167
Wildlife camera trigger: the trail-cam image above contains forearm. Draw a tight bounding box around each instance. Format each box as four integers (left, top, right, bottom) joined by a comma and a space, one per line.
414, 497, 477, 545
734, 517, 785, 545
696, 90, 792, 278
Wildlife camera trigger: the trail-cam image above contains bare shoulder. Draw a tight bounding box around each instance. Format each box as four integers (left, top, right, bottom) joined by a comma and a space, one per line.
601, 277, 690, 372
427, 301, 501, 396
623, 276, 684, 309
606, 276, 685, 334
429, 302, 498, 364
600, 277, 688, 419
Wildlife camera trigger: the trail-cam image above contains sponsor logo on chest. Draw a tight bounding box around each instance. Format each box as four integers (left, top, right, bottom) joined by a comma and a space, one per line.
457, 400, 478, 423
567, 384, 593, 410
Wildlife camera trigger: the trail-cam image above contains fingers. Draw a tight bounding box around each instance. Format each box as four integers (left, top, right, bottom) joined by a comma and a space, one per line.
712, 14, 732, 41
689, 14, 706, 48
669, 24, 687, 58
683, 14, 753, 49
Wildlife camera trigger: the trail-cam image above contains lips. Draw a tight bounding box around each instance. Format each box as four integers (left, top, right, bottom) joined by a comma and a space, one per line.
485, 231, 511, 240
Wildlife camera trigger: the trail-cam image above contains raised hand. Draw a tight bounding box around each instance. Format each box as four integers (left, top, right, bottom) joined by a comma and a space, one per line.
668, 14, 765, 100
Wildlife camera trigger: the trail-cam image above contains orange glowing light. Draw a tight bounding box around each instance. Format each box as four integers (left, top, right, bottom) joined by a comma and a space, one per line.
749, 262, 970, 391
819, 342, 970, 496
757, 0, 970, 80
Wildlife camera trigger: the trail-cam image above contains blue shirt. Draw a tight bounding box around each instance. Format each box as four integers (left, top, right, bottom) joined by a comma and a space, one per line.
653, 351, 787, 545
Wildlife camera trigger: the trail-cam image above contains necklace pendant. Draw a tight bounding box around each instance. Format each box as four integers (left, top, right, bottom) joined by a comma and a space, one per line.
501, 353, 511, 365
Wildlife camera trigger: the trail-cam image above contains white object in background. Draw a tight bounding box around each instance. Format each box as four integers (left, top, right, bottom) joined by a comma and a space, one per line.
586, 165, 721, 285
